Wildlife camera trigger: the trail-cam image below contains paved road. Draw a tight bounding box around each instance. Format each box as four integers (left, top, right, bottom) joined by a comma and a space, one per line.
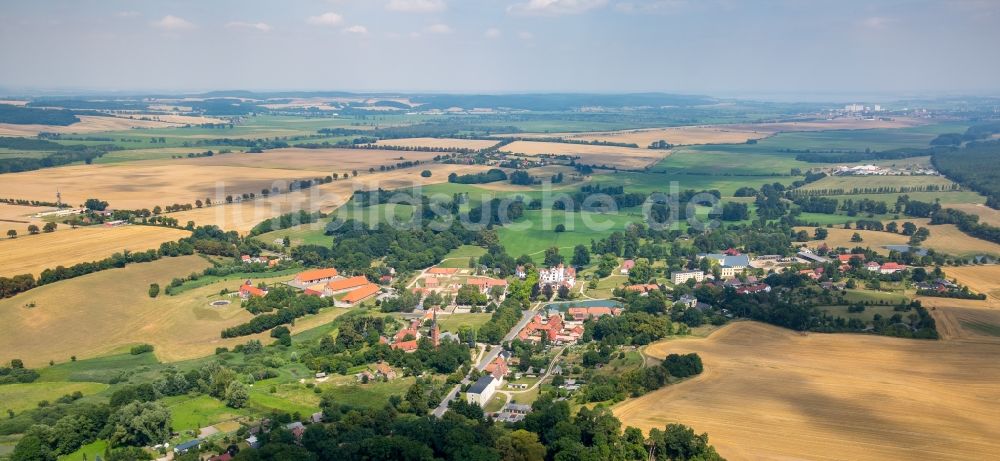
432, 302, 542, 418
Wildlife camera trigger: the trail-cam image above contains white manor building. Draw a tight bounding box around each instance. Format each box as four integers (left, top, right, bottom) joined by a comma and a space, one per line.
538, 264, 576, 288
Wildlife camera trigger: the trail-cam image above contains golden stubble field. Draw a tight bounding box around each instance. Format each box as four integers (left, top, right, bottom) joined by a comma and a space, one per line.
614, 321, 1000, 461
501, 140, 668, 169
0, 255, 354, 366
0, 225, 191, 277
0, 114, 224, 137
798, 220, 1000, 258
0, 149, 478, 219
373, 137, 500, 150
947, 203, 1000, 226
170, 162, 494, 232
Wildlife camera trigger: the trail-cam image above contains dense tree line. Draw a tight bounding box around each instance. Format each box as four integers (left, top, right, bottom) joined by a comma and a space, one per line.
448, 168, 508, 184
794, 146, 946, 163
223, 287, 332, 337
933, 139, 1000, 208
249, 210, 325, 236
931, 208, 1000, 245
0, 104, 81, 125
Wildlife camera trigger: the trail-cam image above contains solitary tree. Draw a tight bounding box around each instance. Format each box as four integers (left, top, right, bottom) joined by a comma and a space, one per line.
148, 283, 160, 298
26, 224, 39, 235
6, 229, 15, 239
42, 222, 57, 233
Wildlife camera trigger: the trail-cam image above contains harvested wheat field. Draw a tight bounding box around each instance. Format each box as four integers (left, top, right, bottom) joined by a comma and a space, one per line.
171, 163, 494, 232
373, 137, 499, 150
948, 203, 1000, 227
0, 202, 51, 235
0, 225, 190, 277
170, 147, 442, 172
0, 115, 200, 136
0, 161, 330, 210
501, 140, 667, 169
614, 322, 1000, 461
922, 298, 1000, 342
883, 218, 1000, 258
795, 226, 908, 253
938, 265, 1000, 301
549, 125, 774, 147
0, 256, 353, 366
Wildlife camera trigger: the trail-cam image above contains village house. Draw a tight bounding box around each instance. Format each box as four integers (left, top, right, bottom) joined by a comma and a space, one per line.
484, 355, 509, 380
677, 294, 698, 309
878, 262, 904, 274
538, 264, 575, 288
495, 403, 533, 423
466, 277, 509, 295
865, 261, 882, 272
375, 361, 397, 380
620, 259, 635, 275
837, 253, 866, 263
736, 283, 771, 295
671, 270, 705, 285
566, 306, 623, 321
624, 283, 659, 294
239, 281, 268, 299
515, 265, 527, 279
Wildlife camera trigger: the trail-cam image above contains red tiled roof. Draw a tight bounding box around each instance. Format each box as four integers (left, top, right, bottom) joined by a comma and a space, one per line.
391, 340, 418, 352
327, 275, 370, 292
296, 268, 338, 282
240, 284, 267, 297
427, 267, 458, 275
342, 284, 380, 304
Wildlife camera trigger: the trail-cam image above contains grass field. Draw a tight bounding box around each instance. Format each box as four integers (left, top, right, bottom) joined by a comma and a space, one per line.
436, 313, 492, 333
373, 137, 500, 150
614, 321, 1000, 461
0, 381, 109, 415
501, 140, 668, 170
171, 147, 441, 172
497, 210, 640, 261
170, 163, 492, 232
0, 225, 191, 277
56, 439, 107, 461
438, 245, 487, 268
798, 174, 956, 192
163, 394, 250, 433
536, 125, 774, 147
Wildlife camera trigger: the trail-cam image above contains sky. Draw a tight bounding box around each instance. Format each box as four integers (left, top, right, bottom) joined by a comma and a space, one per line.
1, 0, 998, 98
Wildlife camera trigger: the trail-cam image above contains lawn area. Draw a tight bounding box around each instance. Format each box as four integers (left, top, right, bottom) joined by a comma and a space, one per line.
841, 289, 909, 305
588, 171, 798, 197
439, 245, 487, 267
436, 313, 492, 333
820, 304, 905, 323
36, 352, 162, 383
497, 210, 640, 262
248, 383, 321, 416
163, 394, 250, 433
57, 439, 108, 461
0, 381, 109, 415
318, 376, 417, 409
583, 274, 629, 298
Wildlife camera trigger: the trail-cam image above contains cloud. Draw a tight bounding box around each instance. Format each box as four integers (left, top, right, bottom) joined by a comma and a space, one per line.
508, 0, 607, 16
386, 0, 447, 12
615, 0, 686, 14
343, 25, 369, 34
484, 27, 502, 38
307, 12, 344, 26
152, 15, 195, 30
226, 21, 272, 32
425, 23, 453, 34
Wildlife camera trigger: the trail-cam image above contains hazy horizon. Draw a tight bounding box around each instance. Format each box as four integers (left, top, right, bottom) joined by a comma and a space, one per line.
2, 0, 1000, 96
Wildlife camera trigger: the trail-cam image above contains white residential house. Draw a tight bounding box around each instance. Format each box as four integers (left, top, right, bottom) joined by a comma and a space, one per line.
466, 375, 500, 407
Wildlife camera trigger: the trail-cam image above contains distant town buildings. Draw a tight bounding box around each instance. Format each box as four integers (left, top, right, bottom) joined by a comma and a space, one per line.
538, 264, 576, 288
